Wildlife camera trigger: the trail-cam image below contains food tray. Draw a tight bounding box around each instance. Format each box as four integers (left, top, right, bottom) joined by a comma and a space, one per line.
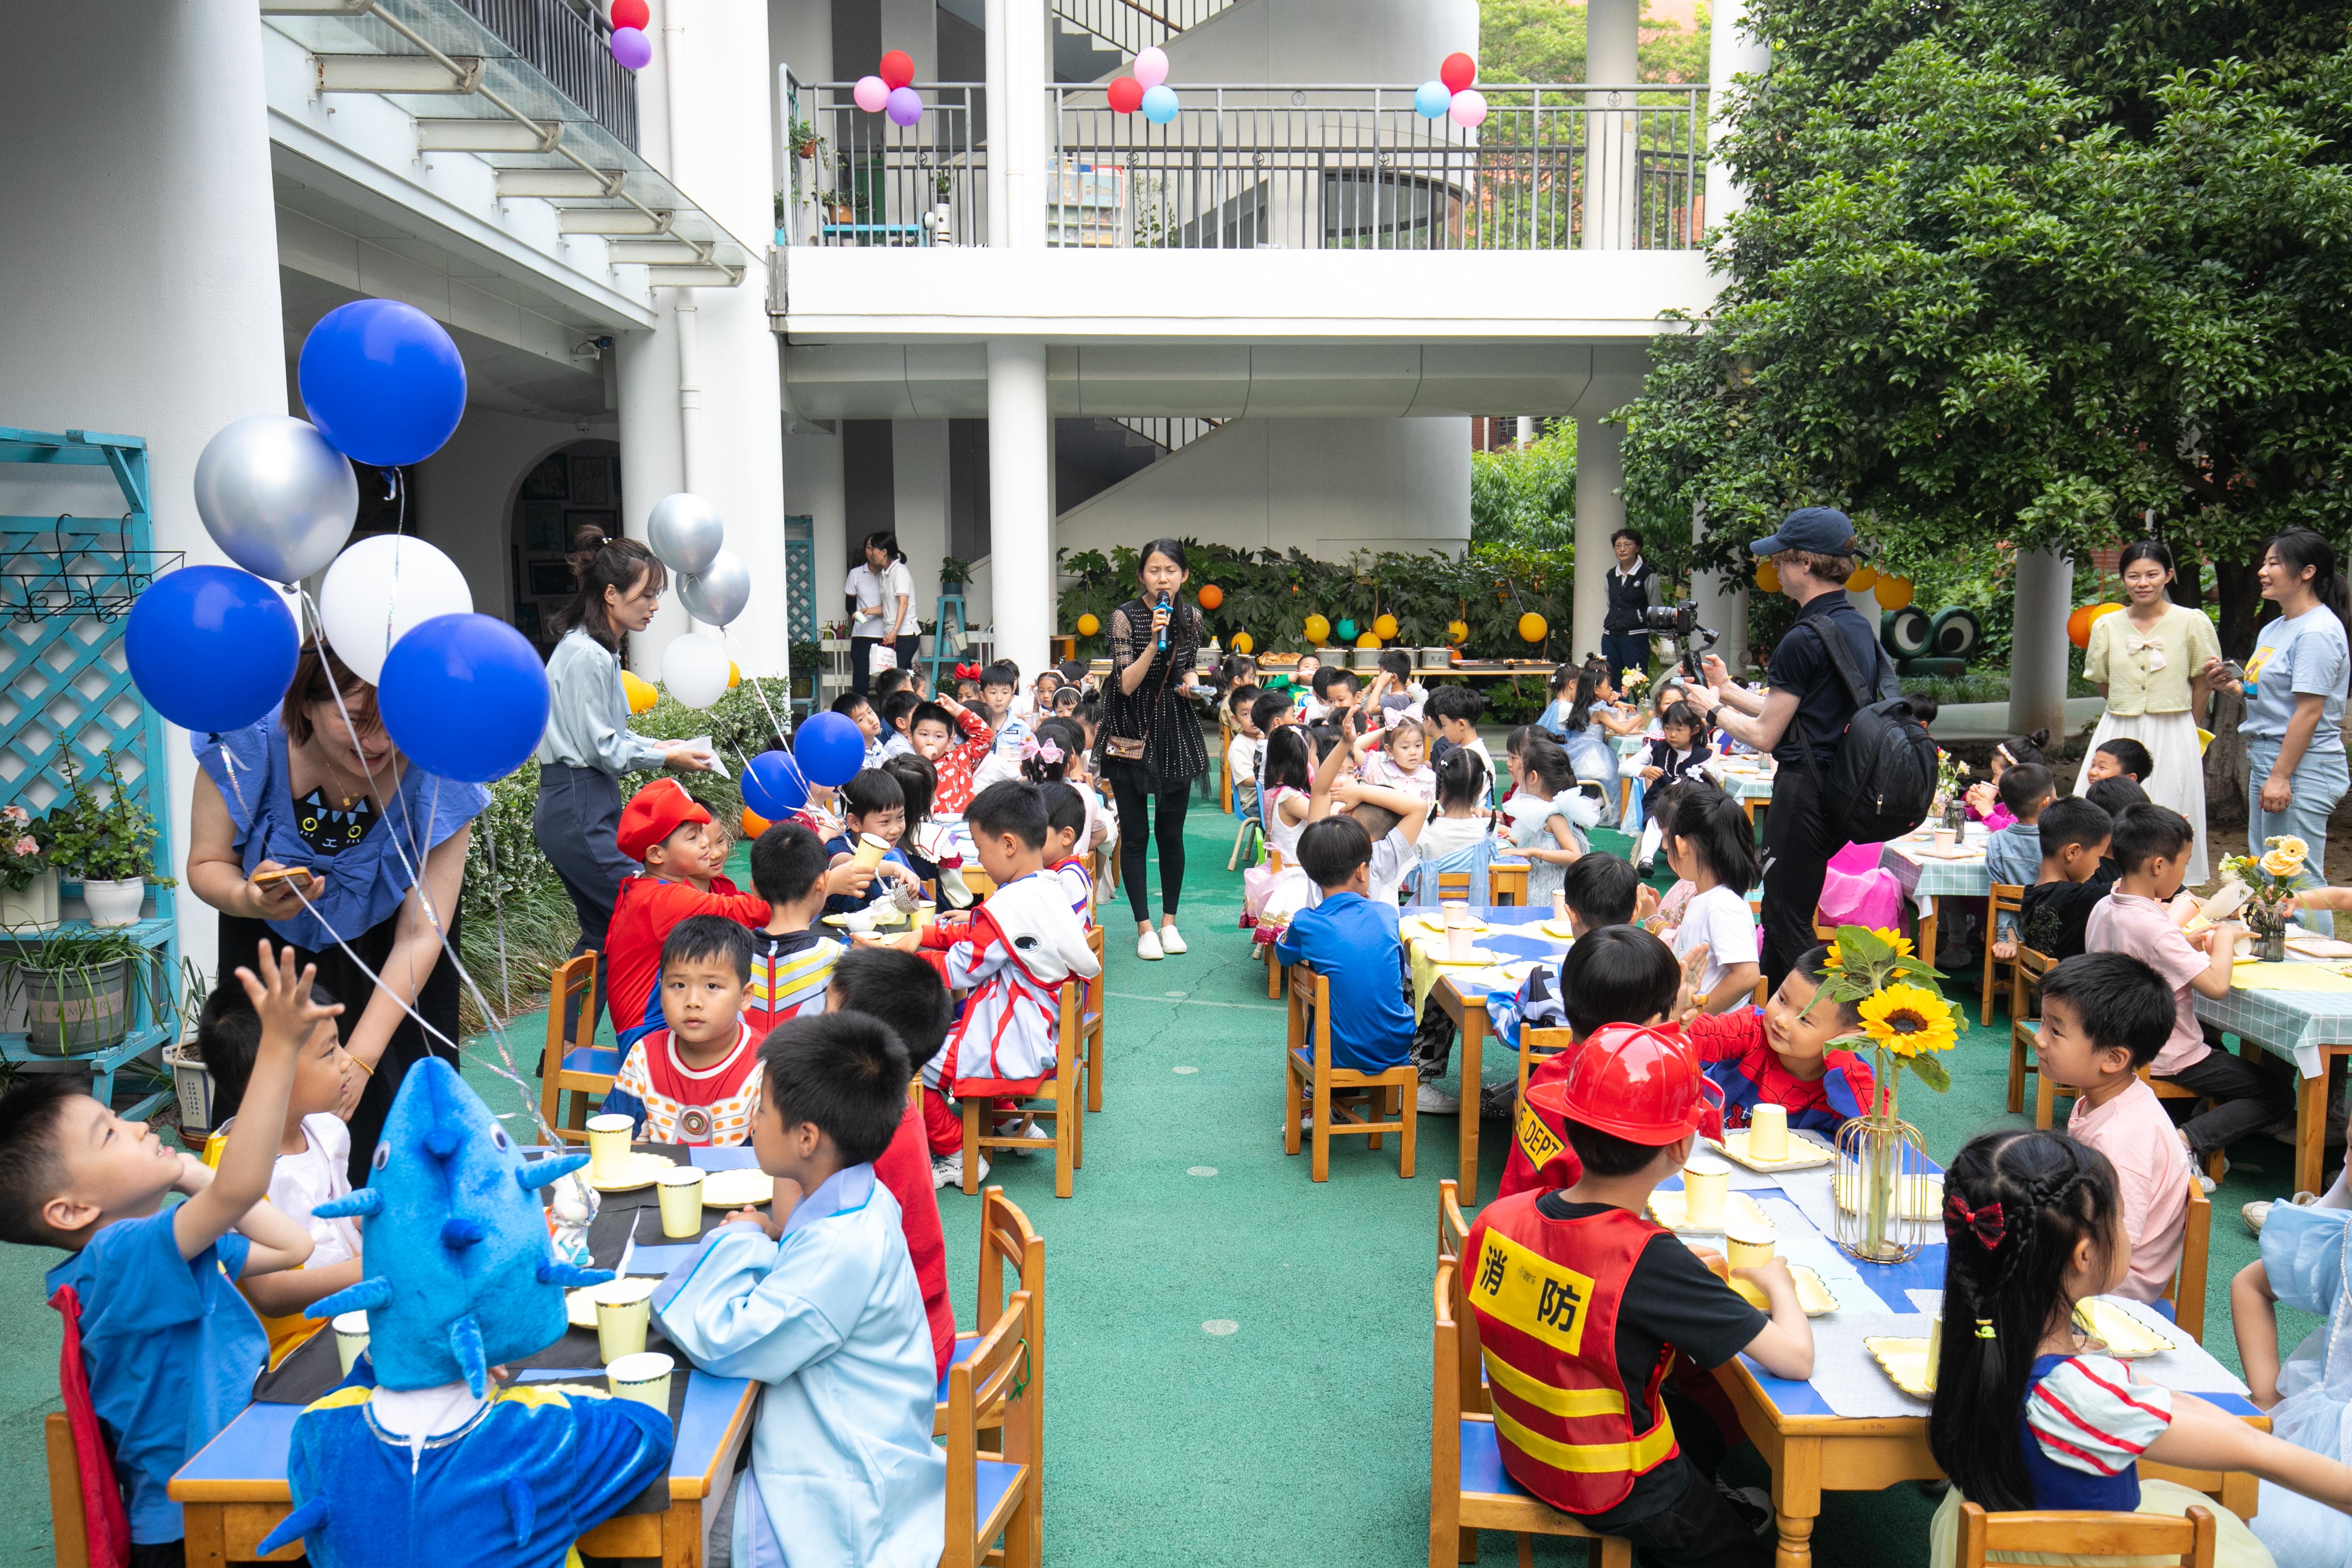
1863, 1336, 1934, 1399
1711, 1129, 1834, 1172
1648, 1189, 1773, 1236
1730, 1263, 1841, 1318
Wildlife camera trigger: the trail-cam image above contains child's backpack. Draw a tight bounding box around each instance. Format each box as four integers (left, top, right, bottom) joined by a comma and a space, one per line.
1790, 615, 1937, 844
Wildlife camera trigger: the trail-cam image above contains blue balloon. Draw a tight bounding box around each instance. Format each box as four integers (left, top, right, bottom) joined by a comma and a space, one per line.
1414, 79, 1452, 118
742, 750, 809, 820
377, 614, 550, 783
298, 299, 468, 467
794, 710, 866, 788
126, 566, 300, 734
1141, 84, 1179, 125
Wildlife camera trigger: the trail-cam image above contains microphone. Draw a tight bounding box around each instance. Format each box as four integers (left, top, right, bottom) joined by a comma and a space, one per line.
1156, 589, 1171, 654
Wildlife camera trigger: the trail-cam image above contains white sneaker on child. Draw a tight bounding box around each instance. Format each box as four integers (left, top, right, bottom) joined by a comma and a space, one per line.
1158, 922, 1188, 955
1416, 1083, 1461, 1114
931, 1151, 989, 1189
1137, 927, 1165, 960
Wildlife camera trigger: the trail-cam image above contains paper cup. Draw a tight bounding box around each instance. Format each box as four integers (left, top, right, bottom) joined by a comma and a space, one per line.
607, 1350, 675, 1413
1682, 1156, 1730, 1229
1926, 1317, 1942, 1393
1748, 1103, 1789, 1163
1724, 1221, 1776, 1271
1932, 826, 1957, 850
851, 833, 891, 871
1446, 925, 1474, 962
656, 1165, 705, 1239
1441, 899, 1472, 929
332, 1310, 370, 1375
586, 1114, 634, 1181
912, 903, 935, 937
592, 1277, 657, 1364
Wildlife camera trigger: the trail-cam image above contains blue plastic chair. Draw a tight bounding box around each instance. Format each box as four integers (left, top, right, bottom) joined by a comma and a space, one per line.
1406, 838, 1498, 907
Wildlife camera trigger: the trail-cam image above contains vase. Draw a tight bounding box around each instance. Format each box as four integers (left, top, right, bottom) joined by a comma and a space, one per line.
1943, 797, 1968, 833
1835, 1061, 1933, 1263
0, 867, 59, 931
80, 877, 146, 927
2252, 915, 2288, 964
18, 958, 131, 1057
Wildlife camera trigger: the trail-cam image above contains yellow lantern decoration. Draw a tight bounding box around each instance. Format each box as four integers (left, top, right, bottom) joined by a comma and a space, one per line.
1355, 632, 1381, 649
1846, 564, 1879, 592
1446, 619, 1469, 644
728, 661, 742, 688
1303, 613, 1332, 644
1231, 631, 1254, 655
1755, 561, 1782, 594
1872, 575, 1914, 611
1372, 613, 1399, 641
621, 670, 659, 715
1517, 612, 1548, 644
1076, 612, 1100, 637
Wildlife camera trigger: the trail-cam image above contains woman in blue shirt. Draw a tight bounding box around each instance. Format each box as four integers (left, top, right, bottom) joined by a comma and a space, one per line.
2212, 529, 2352, 929
186, 641, 490, 1181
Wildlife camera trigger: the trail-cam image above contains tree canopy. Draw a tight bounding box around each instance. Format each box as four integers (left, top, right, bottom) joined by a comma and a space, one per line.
1618, 0, 2352, 652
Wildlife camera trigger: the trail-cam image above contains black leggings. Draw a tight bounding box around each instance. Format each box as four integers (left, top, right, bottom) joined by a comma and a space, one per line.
1110, 777, 1191, 925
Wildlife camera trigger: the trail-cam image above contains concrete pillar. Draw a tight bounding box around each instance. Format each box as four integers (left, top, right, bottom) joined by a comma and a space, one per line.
1704, 0, 1771, 233
1572, 417, 1626, 662
879, 0, 937, 81
1516, 415, 1534, 449
2011, 547, 2073, 743
0, 0, 289, 982
892, 419, 951, 635
1584, 0, 1640, 250
1690, 506, 1751, 673
986, 0, 1048, 250
617, 304, 694, 674
988, 339, 1052, 676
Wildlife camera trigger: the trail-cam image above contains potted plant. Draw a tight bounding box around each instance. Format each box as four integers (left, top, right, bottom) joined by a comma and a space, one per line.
0, 802, 56, 931
939, 555, 972, 591
46, 751, 175, 927
2221, 837, 2308, 963
0, 926, 169, 1059
789, 114, 826, 162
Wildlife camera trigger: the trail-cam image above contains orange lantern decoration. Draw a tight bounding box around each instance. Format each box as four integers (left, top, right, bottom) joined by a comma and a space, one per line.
1076, 612, 1100, 637
1303, 614, 1332, 644
1755, 561, 1781, 594
1846, 564, 1879, 592
1355, 632, 1381, 649
1871, 575, 1914, 611
1198, 583, 1224, 610
2067, 602, 2123, 649
741, 807, 771, 838
1372, 613, 1399, 641
1517, 612, 1548, 644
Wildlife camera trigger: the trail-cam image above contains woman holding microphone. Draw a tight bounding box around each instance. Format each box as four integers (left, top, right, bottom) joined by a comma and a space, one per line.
1096, 539, 1207, 959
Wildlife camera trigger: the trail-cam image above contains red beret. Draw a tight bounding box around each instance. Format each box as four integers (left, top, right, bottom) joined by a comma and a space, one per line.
618, 778, 711, 863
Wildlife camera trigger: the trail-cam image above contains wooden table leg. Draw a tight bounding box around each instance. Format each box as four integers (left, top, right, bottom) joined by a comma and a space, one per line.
1769, 1437, 1822, 1568
1917, 900, 1938, 973
183, 1503, 230, 1568
1459, 1011, 1485, 1204
2300, 1063, 2330, 1198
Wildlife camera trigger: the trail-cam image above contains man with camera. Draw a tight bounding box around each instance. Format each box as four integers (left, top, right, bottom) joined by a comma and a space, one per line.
1695, 508, 1895, 988
1601, 528, 1664, 688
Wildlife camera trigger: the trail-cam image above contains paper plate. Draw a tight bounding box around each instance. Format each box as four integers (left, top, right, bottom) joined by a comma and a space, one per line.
2073, 1297, 2177, 1359
1712, 1129, 1835, 1172
1648, 1189, 1773, 1236
566, 1288, 598, 1329
589, 1152, 678, 1193
1402, 914, 1487, 939
1730, 1264, 1841, 1318
701, 1167, 777, 1209
1863, 1336, 1935, 1399
1833, 1168, 1944, 1220
1421, 946, 1507, 968
1540, 919, 1577, 940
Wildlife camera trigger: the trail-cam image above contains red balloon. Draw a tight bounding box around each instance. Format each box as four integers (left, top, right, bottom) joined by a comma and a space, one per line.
609, 0, 649, 29
1440, 51, 1477, 93
878, 49, 915, 89
1107, 75, 1144, 114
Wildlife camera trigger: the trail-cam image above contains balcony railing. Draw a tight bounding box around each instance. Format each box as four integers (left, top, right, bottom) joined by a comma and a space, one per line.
1047, 83, 1708, 251
783, 79, 988, 247
454, 0, 636, 149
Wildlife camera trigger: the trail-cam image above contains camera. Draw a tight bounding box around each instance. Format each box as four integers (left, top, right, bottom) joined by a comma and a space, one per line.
1641, 603, 1718, 682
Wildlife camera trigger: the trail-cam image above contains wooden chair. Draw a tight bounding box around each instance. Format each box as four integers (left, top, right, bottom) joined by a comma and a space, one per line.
1432, 1257, 1633, 1568
1439, 1178, 1471, 1265
1080, 924, 1107, 1113
1981, 884, 2024, 1026
1515, 1026, 1573, 1109
1285, 963, 1418, 1181
1954, 1502, 2214, 1568
940, 1290, 1041, 1568
536, 953, 616, 1145
45, 1413, 90, 1568
2150, 1073, 2228, 1185
1487, 862, 1527, 907
2165, 1171, 2212, 1340
935, 1189, 1044, 1457
2009, 945, 2064, 1125
960, 982, 1085, 1198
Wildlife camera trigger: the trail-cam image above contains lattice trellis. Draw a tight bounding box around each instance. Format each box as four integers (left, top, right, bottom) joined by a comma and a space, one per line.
784, 516, 817, 644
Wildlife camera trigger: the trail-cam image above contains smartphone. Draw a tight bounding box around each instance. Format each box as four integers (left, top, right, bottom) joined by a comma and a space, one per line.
250, 867, 314, 889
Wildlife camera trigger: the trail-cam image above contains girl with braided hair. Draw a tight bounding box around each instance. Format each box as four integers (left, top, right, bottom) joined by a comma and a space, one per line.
1924, 1128, 2352, 1568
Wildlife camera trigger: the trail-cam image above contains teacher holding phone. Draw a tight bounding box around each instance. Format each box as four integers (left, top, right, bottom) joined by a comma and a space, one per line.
187, 639, 488, 1182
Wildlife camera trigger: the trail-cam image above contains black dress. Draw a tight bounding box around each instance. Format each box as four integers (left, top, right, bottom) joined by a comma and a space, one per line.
1096, 598, 1208, 794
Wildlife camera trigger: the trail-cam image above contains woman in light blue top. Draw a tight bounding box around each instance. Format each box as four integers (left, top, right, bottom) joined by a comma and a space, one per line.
532, 536, 713, 1025
2214, 530, 2351, 931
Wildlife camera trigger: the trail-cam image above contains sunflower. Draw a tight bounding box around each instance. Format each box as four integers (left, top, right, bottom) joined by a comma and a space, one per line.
1857, 983, 1959, 1059
1825, 931, 1915, 969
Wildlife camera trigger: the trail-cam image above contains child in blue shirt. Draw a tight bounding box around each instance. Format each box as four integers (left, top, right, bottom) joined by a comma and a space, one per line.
5, 941, 324, 1560
1984, 763, 2055, 954
1275, 816, 1415, 1073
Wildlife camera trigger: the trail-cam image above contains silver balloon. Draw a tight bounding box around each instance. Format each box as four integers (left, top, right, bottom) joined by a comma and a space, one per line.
677, 547, 750, 626
647, 492, 724, 576
192, 416, 359, 584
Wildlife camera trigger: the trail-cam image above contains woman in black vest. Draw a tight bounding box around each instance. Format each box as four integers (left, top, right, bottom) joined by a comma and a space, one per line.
1601, 528, 1662, 688
1094, 539, 1207, 960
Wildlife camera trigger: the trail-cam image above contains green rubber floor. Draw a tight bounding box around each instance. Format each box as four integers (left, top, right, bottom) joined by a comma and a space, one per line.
0, 804, 2315, 1566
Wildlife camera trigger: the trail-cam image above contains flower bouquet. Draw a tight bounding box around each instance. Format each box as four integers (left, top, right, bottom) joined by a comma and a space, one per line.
1933, 750, 1971, 831
1620, 666, 1649, 694
1815, 926, 1957, 1263
2221, 836, 2309, 961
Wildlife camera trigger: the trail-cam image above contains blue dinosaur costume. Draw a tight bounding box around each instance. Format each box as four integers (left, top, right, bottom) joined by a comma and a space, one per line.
255, 1059, 672, 1567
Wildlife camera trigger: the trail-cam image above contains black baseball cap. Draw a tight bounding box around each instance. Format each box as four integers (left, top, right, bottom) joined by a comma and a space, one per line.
1749, 506, 1864, 558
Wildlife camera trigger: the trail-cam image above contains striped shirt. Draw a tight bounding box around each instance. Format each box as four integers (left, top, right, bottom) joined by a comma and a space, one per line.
606, 1020, 762, 1146
746, 928, 842, 1037
2027, 1353, 2174, 1480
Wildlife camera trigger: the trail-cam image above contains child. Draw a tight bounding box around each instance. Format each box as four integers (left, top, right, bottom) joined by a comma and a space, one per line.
885, 753, 961, 902
1667, 786, 1763, 1014
873, 665, 911, 702
5, 943, 319, 1557
2034, 952, 2192, 1302
1321, 712, 1430, 909
604, 916, 762, 1145
1426, 682, 1494, 791
745, 820, 843, 1034
2087, 774, 2152, 819
1372, 648, 1428, 721
908, 695, 997, 813
2089, 736, 2156, 787
954, 674, 984, 704
1924, 1128, 2345, 1568
653, 1013, 946, 1568
1686, 944, 1877, 1139
2087, 804, 2290, 1187
1416, 747, 1493, 866
1464, 1017, 1812, 1560
2019, 796, 2116, 961
1291, 653, 1322, 707
878, 688, 920, 758
1474, 865, 1661, 1122
823, 768, 926, 918
1305, 664, 1357, 727
194, 976, 364, 1364
1634, 700, 1714, 873
1274, 817, 1415, 1077
824, 945, 957, 1368
1041, 781, 1096, 920
1495, 926, 1681, 1194
1051, 683, 1082, 718
1497, 738, 1591, 903
1985, 762, 2057, 958
1249, 686, 1296, 744
1226, 684, 1264, 817
1962, 727, 2052, 828
1243, 724, 1317, 928
978, 660, 1032, 779
1010, 668, 1059, 722
1359, 712, 1437, 804
833, 690, 886, 768
606, 778, 770, 1048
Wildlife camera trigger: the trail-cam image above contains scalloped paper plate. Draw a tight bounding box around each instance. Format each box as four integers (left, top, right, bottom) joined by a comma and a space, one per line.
1730, 1264, 1840, 1318
1863, 1336, 1934, 1399
1711, 1129, 1834, 1172
701, 1167, 777, 1209
589, 1152, 678, 1193
566, 1288, 598, 1329
1402, 914, 1488, 940
1648, 1189, 1773, 1236
2073, 1297, 2177, 1359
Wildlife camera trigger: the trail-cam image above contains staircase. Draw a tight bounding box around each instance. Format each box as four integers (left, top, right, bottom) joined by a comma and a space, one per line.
1051, 0, 1241, 81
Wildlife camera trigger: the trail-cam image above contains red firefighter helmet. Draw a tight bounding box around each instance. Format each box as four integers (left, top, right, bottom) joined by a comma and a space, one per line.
1525, 1022, 1718, 1143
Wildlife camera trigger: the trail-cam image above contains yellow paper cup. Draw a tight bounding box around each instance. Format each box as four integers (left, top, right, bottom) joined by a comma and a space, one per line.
1682, 1156, 1730, 1229
332, 1310, 370, 1376
655, 1165, 705, 1239
1725, 1221, 1776, 1272
851, 833, 891, 871
912, 903, 935, 938
607, 1350, 675, 1414
585, 1114, 635, 1181
1748, 1103, 1789, 1163
591, 1277, 657, 1364
1926, 1317, 1943, 1393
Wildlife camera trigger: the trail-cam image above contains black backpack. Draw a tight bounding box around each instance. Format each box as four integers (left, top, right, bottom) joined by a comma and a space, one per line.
1792, 613, 1938, 844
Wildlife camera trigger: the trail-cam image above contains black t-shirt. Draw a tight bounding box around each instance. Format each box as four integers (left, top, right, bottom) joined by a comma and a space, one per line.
1764, 590, 1887, 766
2020, 878, 2112, 961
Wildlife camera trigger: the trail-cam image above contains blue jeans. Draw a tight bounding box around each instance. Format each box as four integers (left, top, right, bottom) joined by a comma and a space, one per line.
2247, 740, 2349, 932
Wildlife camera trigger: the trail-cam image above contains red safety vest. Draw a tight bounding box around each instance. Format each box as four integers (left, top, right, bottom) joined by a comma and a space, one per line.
1463, 1194, 1680, 1515
1498, 1051, 1577, 1200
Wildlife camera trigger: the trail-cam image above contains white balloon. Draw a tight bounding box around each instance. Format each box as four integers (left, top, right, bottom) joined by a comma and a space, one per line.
318, 534, 475, 684
647, 492, 724, 576
192, 415, 359, 584
661, 630, 732, 709
677, 547, 750, 626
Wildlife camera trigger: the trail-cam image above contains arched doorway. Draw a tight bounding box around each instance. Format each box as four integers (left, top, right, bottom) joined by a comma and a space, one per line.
509, 438, 620, 658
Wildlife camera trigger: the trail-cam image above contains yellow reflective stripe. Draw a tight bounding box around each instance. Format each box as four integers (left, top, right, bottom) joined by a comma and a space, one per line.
1470, 1227, 1599, 1357
1481, 1345, 1626, 1418
1515, 1101, 1564, 1171
305, 1385, 373, 1414
1491, 1402, 1677, 1476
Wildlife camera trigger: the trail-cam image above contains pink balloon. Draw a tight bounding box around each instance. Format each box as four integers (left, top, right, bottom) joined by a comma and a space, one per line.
1133, 45, 1169, 89
608, 25, 652, 71
886, 85, 924, 127
1449, 88, 1488, 129
853, 74, 889, 113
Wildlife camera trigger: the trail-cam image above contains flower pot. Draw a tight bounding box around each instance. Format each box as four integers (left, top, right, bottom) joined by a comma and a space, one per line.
81, 877, 145, 927
164, 1040, 217, 1142
17, 958, 131, 1057
0, 867, 59, 931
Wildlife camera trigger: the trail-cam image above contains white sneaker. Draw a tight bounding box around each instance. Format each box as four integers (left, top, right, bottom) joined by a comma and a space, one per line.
1137, 927, 1165, 960
932, 1151, 989, 1189
2194, 1152, 2229, 1195
1158, 922, 1188, 955
2245, 1191, 2319, 1235
1416, 1083, 1461, 1114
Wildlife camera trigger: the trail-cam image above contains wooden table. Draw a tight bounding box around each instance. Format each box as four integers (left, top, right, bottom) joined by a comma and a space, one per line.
1423, 905, 1573, 1201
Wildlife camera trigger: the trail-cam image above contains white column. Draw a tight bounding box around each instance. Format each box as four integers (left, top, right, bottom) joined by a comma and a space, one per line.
986, 0, 1048, 250
2011, 547, 2073, 743
1583, 0, 1640, 250
617, 308, 692, 673
1572, 417, 1625, 661
891, 419, 951, 631
879, 0, 938, 80
988, 339, 1052, 676
1690, 506, 1751, 673
1704, 0, 1771, 233
1516, 415, 1534, 449
0, 0, 288, 982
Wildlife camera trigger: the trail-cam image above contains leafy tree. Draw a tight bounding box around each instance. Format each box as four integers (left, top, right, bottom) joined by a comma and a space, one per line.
1618, 1, 2352, 657
1480, 0, 1714, 85
1472, 423, 1578, 546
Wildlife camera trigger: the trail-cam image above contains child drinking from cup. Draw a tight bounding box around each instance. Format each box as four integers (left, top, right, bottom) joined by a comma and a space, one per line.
1683, 943, 1875, 1139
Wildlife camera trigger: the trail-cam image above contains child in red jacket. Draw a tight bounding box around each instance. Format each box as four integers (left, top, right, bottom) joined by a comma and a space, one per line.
604, 779, 768, 1048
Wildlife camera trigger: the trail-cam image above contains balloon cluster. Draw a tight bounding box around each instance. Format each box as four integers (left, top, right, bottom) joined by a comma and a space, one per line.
641, 492, 748, 709
854, 50, 924, 127
1415, 52, 1486, 128
609, 0, 652, 71
1107, 47, 1180, 124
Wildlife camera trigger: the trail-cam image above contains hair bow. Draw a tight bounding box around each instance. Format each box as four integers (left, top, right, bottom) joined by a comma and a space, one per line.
1943, 1193, 2006, 1251
953, 662, 982, 681
1021, 736, 1064, 765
